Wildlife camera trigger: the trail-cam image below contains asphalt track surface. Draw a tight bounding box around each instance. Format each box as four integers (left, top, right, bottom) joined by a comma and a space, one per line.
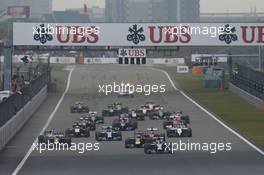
1, 65, 264, 175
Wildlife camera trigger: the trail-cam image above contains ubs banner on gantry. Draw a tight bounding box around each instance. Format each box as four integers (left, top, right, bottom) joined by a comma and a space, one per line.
13, 23, 264, 46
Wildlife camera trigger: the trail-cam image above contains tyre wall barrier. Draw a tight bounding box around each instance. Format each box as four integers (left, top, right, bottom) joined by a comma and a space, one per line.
0, 85, 47, 150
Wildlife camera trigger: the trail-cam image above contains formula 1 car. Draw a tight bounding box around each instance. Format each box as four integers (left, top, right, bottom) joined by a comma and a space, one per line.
125, 128, 165, 148
95, 125, 122, 141
79, 117, 96, 131
166, 124, 192, 137
80, 111, 104, 124
70, 101, 89, 113
38, 129, 71, 146
139, 102, 164, 116
127, 109, 145, 121
102, 103, 129, 117
65, 122, 90, 137
112, 114, 138, 131
173, 111, 190, 123
144, 140, 172, 154
163, 112, 190, 129
117, 88, 134, 97
148, 108, 171, 120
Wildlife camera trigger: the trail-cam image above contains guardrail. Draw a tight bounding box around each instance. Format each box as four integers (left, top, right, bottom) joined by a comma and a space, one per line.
231, 74, 264, 100
229, 83, 264, 111
230, 64, 264, 111
0, 70, 49, 127
0, 85, 47, 150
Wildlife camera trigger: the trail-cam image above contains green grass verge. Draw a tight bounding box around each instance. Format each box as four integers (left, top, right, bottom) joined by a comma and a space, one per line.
52, 77, 66, 92
161, 67, 264, 149
50, 64, 65, 71
50, 64, 67, 92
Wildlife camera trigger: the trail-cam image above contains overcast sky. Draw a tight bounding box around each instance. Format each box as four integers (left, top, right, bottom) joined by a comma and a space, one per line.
53, 0, 264, 13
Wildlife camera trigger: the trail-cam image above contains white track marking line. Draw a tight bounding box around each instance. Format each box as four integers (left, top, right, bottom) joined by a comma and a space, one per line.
12, 67, 75, 175
153, 67, 264, 156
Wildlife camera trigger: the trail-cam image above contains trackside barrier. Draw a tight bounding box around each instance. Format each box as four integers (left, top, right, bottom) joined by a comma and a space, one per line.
229, 83, 263, 111
0, 85, 47, 150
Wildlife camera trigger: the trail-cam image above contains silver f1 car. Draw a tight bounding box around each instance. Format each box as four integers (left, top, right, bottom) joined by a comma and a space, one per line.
70, 101, 89, 113
148, 108, 171, 120
117, 89, 134, 97
102, 103, 129, 117
95, 125, 122, 141
144, 139, 172, 154
80, 111, 104, 124
38, 129, 71, 146
166, 124, 192, 137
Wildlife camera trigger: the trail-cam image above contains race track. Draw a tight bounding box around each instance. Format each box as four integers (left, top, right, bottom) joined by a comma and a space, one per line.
1, 65, 264, 175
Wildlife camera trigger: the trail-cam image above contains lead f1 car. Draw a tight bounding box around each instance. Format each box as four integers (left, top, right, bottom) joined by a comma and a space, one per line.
80, 111, 104, 124
117, 87, 134, 97
65, 122, 90, 137
148, 108, 171, 120
144, 140, 172, 154
38, 129, 71, 146
112, 114, 138, 131
166, 124, 192, 137
95, 125, 122, 141
102, 103, 129, 117
125, 128, 165, 148
70, 101, 89, 113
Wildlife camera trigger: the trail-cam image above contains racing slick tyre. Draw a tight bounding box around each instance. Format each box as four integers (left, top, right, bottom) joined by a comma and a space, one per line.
95, 132, 101, 141
117, 133, 122, 141
144, 144, 152, 154
182, 116, 190, 124
121, 107, 129, 113
65, 137, 71, 146
125, 139, 134, 148
166, 131, 173, 138
65, 128, 72, 137
89, 124, 96, 131
119, 135, 123, 141
131, 120, 138, 129
38, 135, 45, 144
70, 107, 75, 113
163, 121, 170, 129
84, 129, 90, 137
83, 107, 89, 113
102, 110, 109, 117
138, 115, 145, 121
187, 129, 192, 137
